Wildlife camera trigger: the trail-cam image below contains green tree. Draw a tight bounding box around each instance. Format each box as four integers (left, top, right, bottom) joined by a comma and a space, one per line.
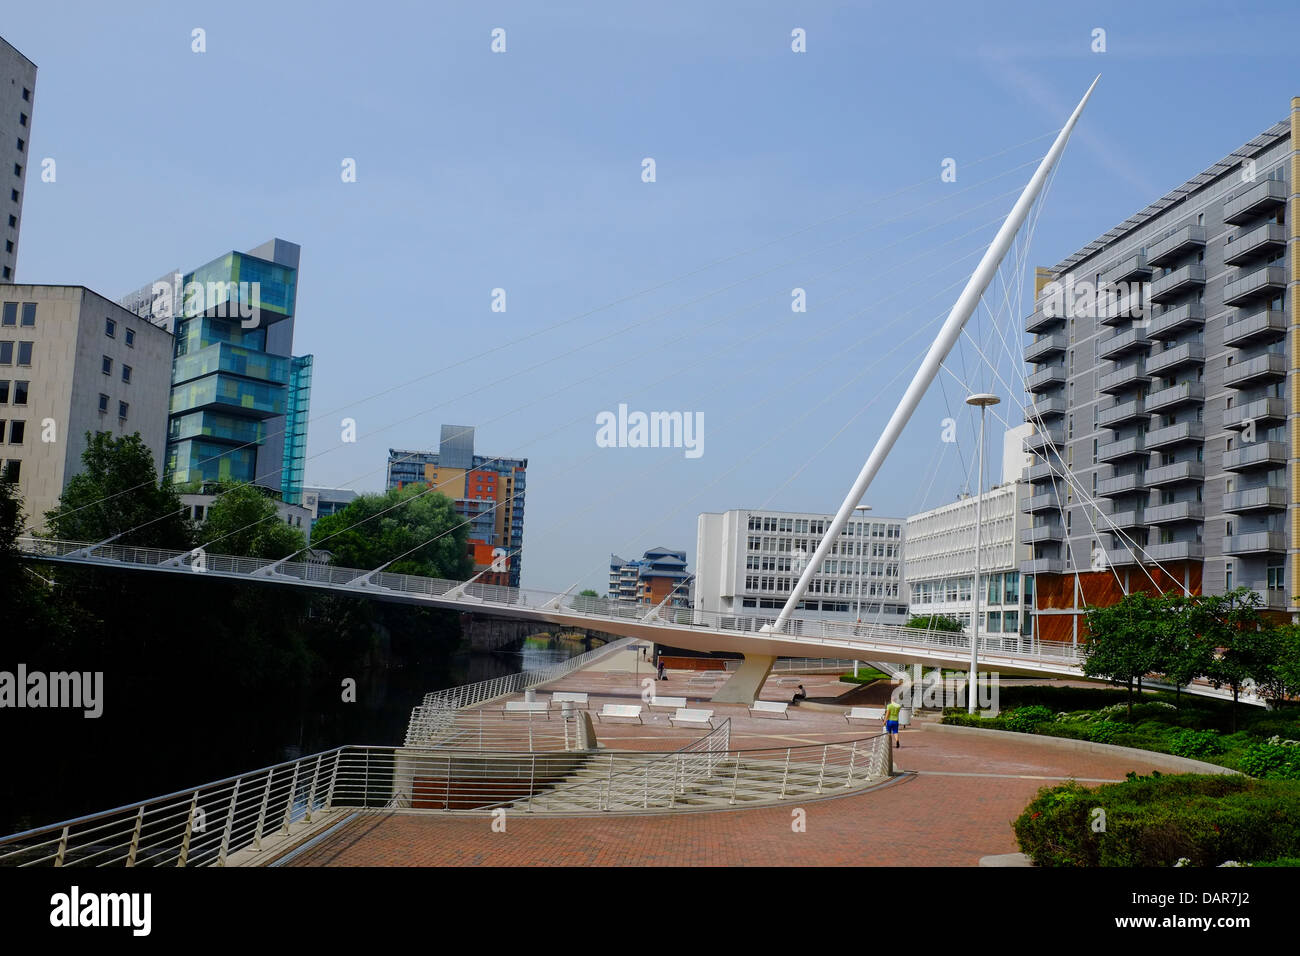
200, 483, 306, 559
907, 614, 964, 632
1082, 591, 1163, 719
1197, 588, 1268, 731
44, 432, 191, 549
310, 485, 471, 578
1153, 592, 1217, 706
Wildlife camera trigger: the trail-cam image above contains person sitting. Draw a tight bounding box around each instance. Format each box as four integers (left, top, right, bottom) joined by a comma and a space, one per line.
791, 684, 808, 704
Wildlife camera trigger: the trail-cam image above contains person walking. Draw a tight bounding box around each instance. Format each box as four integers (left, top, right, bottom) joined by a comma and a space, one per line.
656, 657, 666, 682
884, 698, 903, 748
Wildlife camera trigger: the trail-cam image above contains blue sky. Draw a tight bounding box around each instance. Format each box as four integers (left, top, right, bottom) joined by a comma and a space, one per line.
6, 1, 1295, 590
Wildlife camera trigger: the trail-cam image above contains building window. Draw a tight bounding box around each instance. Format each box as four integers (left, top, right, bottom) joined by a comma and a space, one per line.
6, 216, 14, 228
21, 88, 29, 102
102, 356, 112, 375
98, 393, 109, 413
18, 113, 26, 128
122, 364, 132, 383
1, 460, 17, 482
125, 328, 135, 347
118, 401, 129, 420
0, 381, 7, 403
0, 342, 10, 365
105, 317, 117, 338
12, 164, 20, 178
16, 342, 30, 366
12, 381, 26, 405
8, 420, 23, 444
19, 303, 33, 327
1, 303, 14, 326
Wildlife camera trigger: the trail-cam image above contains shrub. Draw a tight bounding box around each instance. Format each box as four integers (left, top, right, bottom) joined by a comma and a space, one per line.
1014, 774, 1300, 867
1004, 705, 1055, 733
1239, 742, 1300, 780
1084, 721, 1125, 744
1169, 729, 1227, 759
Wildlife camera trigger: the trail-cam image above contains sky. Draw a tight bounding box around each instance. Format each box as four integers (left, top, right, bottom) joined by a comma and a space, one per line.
5, 1, 1297, 592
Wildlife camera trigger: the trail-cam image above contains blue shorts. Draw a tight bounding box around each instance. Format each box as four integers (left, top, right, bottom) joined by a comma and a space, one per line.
886, 720, 899, 733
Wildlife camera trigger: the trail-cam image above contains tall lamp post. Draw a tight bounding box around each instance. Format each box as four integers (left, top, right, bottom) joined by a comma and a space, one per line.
966, 393, 1000, 714
852, 504, 872, 678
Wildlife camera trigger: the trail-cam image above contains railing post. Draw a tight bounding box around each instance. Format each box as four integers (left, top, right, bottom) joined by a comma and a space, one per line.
304, 754, 323, 824
445, 754, 452, 811
816, 746, 828, 794
280, 765, 300, 836
847, 740, 858, 787
178, 791, 199, 866
729, 754, 741, 806
54, 826, 69, 867
364, 750, 370, 809
126, 807, 144, 866
643, 764, 650, 808
779, 748, 792, 799
527, 754, 536, 812
324, 752, 339, 811
252, 771, 273, 850
217, 776, 242, 867
604, 756, 615, 811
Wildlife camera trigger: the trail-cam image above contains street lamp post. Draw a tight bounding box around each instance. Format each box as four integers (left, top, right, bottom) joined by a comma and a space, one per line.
966, 393, 1000, 714
852, 504, 872, 678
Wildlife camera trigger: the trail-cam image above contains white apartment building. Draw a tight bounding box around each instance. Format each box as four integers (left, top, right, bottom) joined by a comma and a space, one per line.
694, 508, 907, 625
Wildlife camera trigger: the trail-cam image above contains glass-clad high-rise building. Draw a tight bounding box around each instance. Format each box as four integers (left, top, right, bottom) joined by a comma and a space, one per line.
121, 239, 312, 503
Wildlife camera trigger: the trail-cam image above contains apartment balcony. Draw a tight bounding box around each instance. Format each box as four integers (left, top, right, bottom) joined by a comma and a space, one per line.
1222, 487, 1288, 514
1147, 224, 1206, 267
1222, 179, 1288, 225
1223, 352, 1287, 389
1105, 253, 1151, 284
1098, 398, 1148, 428
1145, 541, 1204, 562
1223, 222, 1287, 265
1222, 531, 1287, 555
1020, 557, 1065, 575
1025, 308, 1064, 334
1223, 265, 1288, 307
1145, 501, 1204, 525
1024, 395, 1067, 421
1026, 366, 1067, 393
1145, 381, 1205, 412
1025, 333, 1068, 362
1097, 286, 1151, 327
1149, 264, 1206, 303
1145, 421, 1205, 449
1107, 509, 1146, 530
1223, 309, 1287, 347
1145, 342, 1205, 376
1027, 460, 1058, 483
1223, 440, 1289, 472
1021, 522, 1065, 545
1102, 546, 1141, 567
1145, 461, 1205, 486
1225, 396, 1287, 429
1098, 436, 1147, 462
1024, 491, 1063, 513
1098, 471, 1145, 496
1024, 427, 1065, 454
1146, 302, 1205, 340
1098, 362, 1148, 394
1098, 328, 1151, 360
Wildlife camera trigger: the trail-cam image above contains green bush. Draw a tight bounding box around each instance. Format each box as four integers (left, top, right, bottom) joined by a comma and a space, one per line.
1004, 705, 1055, 733
940, 711, 1007, 731
1084, 721, 1125, 744
1014, 774, 1300, 867
837, 668, 891, 685
1169, 729, 1227, 760
1238, 742, 1300, 780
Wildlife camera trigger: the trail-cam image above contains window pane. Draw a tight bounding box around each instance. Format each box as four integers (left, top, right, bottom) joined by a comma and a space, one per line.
8, 420, 23, 444
19, 304, 35, 327
12, 381, 25, 405
16, 342, 30, 366
0, 381, 7, 404
1, 303, 15, 326
0, 343, 9, 365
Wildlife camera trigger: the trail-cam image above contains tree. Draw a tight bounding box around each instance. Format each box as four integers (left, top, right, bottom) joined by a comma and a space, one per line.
906, 614, 964, 632
44, 432, 192, 549
200, 483, 306, 559
1082, 591, 1163, 719
310, 485, 471, 579
1152, 592, 1216, 706
1197, 588, 1267, 731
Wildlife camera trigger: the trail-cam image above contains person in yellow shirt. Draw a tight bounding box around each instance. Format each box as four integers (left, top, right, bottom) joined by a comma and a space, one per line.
883, 699, 902, 748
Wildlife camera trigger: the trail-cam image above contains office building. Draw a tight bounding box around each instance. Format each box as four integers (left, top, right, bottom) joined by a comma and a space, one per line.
302, 486, 359, 529
0, 285, 172, 524
121, 239, 313, 505
387, 425, 527, 587
609, 547, 693, 608
1022, 103, 1299, 642
694, 508, 907, 625
0, 36, 35, 283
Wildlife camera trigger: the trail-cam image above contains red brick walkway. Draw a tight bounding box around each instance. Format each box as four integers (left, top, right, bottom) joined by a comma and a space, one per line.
282, 724, 1169, 867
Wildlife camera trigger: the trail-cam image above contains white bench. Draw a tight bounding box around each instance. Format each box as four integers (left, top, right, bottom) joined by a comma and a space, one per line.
504, 700, 550, 718
597, 704, 643, 724
649, 696, 687, 711
775, 678, 800, 687
845, 706, 885, 724
669, 708, 715, 728
748, 700, 790, 719
551, 692, 589, 705
686, 675, 723, 687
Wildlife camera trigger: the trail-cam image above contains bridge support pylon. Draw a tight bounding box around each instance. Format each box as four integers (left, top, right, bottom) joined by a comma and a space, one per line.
711, 654, 777, 706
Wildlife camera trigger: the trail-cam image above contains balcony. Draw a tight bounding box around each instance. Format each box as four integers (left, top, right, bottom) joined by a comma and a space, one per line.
1102, 546, 1141, 567
1223, 265, 1287, 307
1098, 436, 1147, 462
1145, 342, 1205, 376
1225, 396, 1287, 429
1105, 253, 1151, 284
1147, 225, 1206, 267
1098, 471, 1145, 496
1223, 222, 1287, 265
1107, 509, 1146, 530
1027, 460, 1058, 483
1025, 308, 1063, 334
1145, 381, 1205, 412
1145, 421, 1205, 449
1097, 285, 1151, 327
1025, 395, 1067, 420
1098, 328, 1151, 360
1098, 362, 1148, 394
1223, 309, 1287, 347
1021, 523, 1065, 545
1020, 557, 1065, 575
1026, 366, 1067, 393
1024, 427, 1065, 454
1146, 302, 1205, 340
1145, 460, 1205, 486
1224, 352, 1287, 389
1223, 487, 1288, 513
1145, 501, 1204, 525
1222, 179, 1288, 225
1149, 264, 1206, 303
1098, 398, 1147, 428
1145, 541, 1204, 561
1223, 531, 1287, 555
1223, 440, 1289, 472
1025, 333, 1068, 362
1024, 491, 1062, 513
